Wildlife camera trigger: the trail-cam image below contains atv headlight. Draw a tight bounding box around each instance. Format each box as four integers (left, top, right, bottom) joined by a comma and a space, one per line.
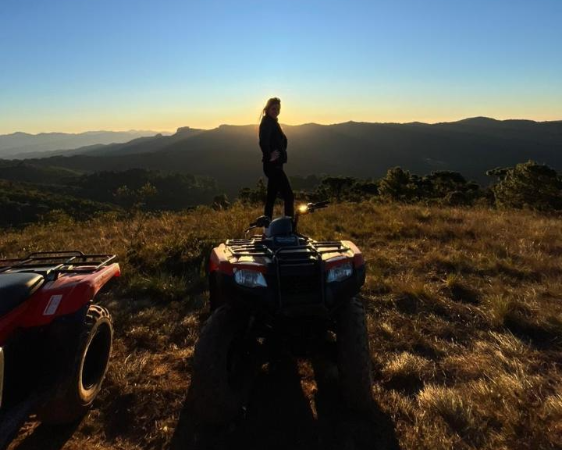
234, 269, 267, 288
327, 261, 353, 283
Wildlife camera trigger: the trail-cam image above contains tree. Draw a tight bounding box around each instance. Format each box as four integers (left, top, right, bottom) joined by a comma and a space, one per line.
378, 167, 419, 202
316, 177, 356, 201
487, 161, 562, 211
114, 182, 158, 210
420, 171, 482, 205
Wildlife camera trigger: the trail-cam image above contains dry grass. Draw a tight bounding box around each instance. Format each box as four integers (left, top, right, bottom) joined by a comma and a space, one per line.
2, 202, 562, 450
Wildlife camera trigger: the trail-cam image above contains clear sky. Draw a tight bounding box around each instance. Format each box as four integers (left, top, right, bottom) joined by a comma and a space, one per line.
1, 0, 561, 133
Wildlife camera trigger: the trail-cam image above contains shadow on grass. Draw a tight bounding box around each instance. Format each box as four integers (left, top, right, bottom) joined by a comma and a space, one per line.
170, 355, 400, 450
449, 285, 479, 305
505, 315, 562, 350
8, 421, 80, 450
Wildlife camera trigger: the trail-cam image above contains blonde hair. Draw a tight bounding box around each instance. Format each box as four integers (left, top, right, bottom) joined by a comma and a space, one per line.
260, 97, 281, 120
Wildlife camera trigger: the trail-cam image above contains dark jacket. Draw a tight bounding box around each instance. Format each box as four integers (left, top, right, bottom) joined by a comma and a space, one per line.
259, 115, 287, 164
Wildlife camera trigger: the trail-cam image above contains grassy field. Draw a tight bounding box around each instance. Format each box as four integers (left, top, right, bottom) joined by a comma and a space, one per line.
2, 203, 561, 450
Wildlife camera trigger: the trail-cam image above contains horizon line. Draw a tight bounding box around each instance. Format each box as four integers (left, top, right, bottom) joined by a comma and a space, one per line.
2, 115, 562, 136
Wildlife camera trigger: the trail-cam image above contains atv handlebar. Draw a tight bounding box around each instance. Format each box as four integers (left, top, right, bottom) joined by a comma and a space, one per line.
244, 215, 271, 235
296, 200, 330, 216
293, 200, 330, 232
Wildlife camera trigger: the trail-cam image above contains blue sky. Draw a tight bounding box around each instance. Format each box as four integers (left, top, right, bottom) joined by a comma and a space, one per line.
0, 0, 561, 133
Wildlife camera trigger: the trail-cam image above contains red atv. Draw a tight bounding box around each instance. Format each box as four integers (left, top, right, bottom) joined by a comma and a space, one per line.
190, 201, 373, 424
0, 251, 120, 447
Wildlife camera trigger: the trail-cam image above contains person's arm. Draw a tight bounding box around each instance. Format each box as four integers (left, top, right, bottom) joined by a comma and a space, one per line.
281, 131, 288, 163
259, 119, 273, 161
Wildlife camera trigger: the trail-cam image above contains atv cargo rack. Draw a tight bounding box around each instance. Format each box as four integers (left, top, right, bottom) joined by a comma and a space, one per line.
225, 239, 274, 258
0, 251, 117, 274
310, 240, 348, 254
225, 239, 348, 259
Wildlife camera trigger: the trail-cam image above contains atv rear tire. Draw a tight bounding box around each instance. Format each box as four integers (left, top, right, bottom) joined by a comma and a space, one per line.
39, 304, 113, 424
189, 305, 256, 425
336, 297, 374, 411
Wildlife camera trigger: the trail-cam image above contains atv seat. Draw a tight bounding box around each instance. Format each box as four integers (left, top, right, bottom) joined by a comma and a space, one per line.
0, 273, 44, 316
266, 217, 293, 237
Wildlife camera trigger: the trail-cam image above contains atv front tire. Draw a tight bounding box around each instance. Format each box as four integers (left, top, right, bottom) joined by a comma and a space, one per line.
40, 304, 113, 424
336, 297, 374, 411
189, 305, 256, 425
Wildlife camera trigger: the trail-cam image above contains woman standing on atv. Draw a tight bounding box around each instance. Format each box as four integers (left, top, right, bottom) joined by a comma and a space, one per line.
259, 97, 294, 218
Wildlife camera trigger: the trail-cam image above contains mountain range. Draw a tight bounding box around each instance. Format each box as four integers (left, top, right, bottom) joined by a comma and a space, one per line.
0, 130, 169, 158
3, 117, 561, 195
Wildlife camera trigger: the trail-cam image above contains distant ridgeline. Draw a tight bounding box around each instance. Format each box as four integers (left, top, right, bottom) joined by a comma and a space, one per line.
3, 117, 561, 194
0, 160, 560, 228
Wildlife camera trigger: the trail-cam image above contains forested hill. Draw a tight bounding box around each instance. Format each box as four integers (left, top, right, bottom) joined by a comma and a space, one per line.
11, 117, 562, 192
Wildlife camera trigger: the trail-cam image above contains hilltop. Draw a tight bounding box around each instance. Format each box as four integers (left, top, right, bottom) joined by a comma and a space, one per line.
3, 203, 561, 450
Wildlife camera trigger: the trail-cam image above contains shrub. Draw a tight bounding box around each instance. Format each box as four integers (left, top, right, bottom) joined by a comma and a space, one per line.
238, 178, 267, 204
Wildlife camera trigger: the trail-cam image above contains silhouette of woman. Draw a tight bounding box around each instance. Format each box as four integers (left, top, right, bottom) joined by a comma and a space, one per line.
259, 97, 294, 219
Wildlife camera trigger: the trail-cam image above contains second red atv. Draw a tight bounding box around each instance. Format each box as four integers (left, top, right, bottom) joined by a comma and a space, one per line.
0, 251, 120, 448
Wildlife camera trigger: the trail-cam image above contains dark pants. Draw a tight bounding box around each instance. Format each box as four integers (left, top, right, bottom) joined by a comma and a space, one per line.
263, 163, 294, 218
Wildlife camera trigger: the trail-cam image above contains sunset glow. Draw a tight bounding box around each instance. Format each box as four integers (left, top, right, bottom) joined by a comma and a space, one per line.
1, 0, 561, 134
